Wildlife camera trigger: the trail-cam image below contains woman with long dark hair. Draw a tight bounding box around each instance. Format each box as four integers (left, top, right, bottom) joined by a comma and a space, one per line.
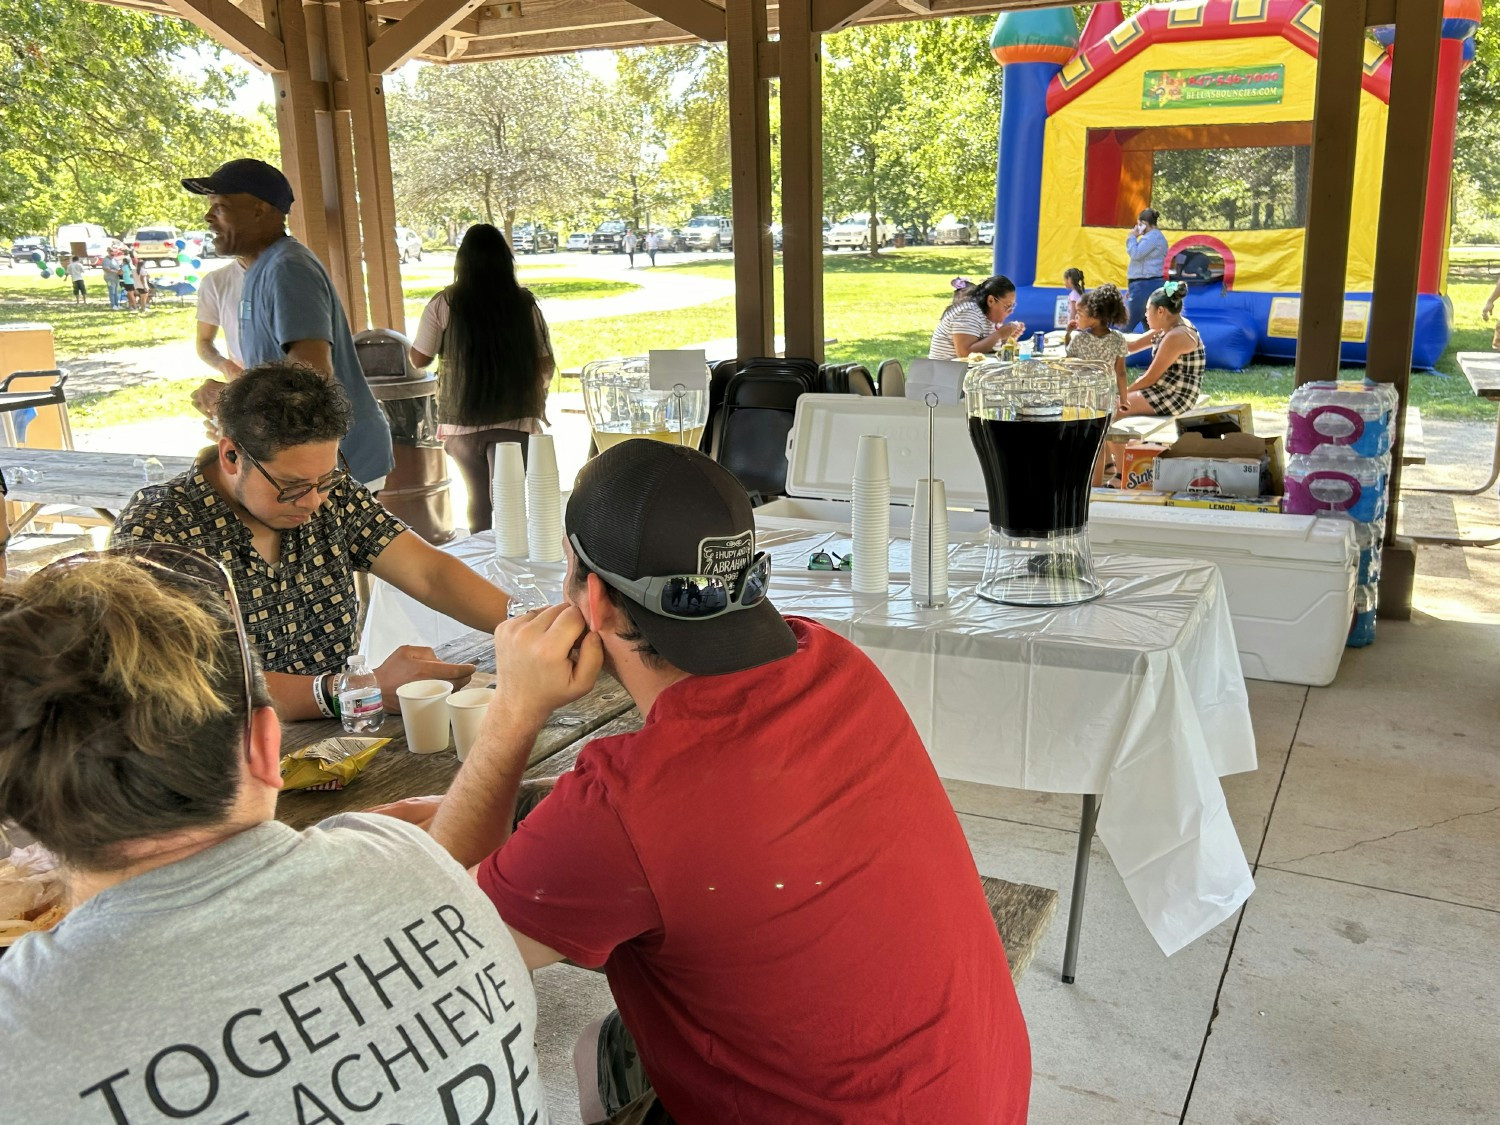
410, 224, 555, 533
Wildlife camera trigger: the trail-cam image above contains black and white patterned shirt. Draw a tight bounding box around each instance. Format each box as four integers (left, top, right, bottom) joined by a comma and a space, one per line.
113, 449, 407, 675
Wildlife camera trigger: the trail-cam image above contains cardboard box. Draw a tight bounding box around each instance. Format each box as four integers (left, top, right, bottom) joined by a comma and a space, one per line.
1119, 442, 1169, 490
1161, 493, 1284, 513
1175, 402, 1254, 440
1091, 488, 1169, 505
1152, 433, 1285, 498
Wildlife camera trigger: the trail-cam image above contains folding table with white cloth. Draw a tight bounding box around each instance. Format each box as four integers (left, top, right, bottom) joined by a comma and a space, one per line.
360, 524, 1257, 980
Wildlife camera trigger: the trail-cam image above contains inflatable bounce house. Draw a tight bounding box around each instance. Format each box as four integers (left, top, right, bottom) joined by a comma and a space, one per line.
988, 0, 1479, 370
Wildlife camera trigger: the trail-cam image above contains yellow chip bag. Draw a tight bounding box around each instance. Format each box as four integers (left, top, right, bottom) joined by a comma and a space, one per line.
280, 736, 389, 792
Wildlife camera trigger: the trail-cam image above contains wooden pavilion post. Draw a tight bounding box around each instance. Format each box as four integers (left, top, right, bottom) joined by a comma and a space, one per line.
1297, 0, 1445, 620
1293, 0, 1366, 382
1366, 0, 1444, 619
726, 0, 776, 361
780, 0, 825, 362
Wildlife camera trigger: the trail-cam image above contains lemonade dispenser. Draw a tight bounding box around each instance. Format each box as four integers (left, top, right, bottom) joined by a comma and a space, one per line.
580, 356, 710, 453
964, 357, 1117, 606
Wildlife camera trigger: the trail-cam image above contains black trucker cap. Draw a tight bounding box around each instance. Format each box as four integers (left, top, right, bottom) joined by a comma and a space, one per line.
565, 441, 797, 677
182, 159, 295, 214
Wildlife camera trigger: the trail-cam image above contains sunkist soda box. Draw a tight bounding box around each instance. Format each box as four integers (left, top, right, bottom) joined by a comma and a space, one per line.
1120, 442, 1169, 490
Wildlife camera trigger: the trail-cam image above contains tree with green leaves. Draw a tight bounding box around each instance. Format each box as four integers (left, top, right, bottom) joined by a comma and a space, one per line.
387, 57, 622, 243
821, 18, 1001, 254
0, 1, 276, 238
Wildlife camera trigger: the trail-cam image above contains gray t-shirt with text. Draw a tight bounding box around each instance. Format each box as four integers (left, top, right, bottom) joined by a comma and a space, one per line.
0, 814, 545, 1125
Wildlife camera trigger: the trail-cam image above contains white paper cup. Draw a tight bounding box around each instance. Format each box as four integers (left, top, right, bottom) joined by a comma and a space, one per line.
397, 679, 454, 754
911, 478, 949, 606
854, 433, 889, 482
447, 687, 495, 761
492, 441, 525, 488
526, 433, 559, 479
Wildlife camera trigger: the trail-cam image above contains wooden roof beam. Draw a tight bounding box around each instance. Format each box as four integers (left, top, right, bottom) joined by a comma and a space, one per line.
813, 0, 886, 32
369, 0, 489, 73
630, 0, 727, 41
160, 0, 285, 70
454, 18, 698, 58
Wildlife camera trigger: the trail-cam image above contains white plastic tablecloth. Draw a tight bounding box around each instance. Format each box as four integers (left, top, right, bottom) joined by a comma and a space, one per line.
362, 522, 1256, 955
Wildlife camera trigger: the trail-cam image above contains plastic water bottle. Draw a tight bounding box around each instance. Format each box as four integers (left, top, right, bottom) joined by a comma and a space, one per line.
1347, 583, 1379, 648
337, 654, 384, 733
508, 573, 550, 618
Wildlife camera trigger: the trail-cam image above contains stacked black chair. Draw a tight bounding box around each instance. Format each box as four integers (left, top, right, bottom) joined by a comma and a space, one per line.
710, 357, 818, 504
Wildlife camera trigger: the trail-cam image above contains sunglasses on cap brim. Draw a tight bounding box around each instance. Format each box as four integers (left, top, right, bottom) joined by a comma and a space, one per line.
568, 533, 771, 621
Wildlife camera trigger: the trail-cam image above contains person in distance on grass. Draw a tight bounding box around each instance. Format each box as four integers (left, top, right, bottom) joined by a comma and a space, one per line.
0, 551, 545, 1123
113, 361, 512, 719
424, 440, 1031, 1124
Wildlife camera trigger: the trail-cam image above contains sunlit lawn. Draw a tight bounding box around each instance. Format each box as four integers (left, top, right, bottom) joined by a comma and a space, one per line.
7, 248, 1498, 428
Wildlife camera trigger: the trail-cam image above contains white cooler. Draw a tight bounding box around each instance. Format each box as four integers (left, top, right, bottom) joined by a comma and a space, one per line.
757, 395, 1356, 687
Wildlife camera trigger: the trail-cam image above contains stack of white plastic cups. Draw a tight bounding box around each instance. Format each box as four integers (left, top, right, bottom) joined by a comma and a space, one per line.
525, 434, 564, 563
851, 434, 891, 595
490, 442, 529, 558
911, 478, 949, 606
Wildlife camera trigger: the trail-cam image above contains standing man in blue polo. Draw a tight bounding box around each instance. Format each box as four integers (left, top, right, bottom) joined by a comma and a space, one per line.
184, 158, 394, 489
1124, 207, 1169, 332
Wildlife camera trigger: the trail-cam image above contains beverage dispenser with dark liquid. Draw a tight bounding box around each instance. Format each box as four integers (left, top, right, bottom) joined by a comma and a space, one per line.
964, 358, 1117, 606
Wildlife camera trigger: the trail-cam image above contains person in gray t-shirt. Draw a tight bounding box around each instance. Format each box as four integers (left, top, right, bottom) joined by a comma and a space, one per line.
0, 549, 543, 1125
182, 158, 394, 488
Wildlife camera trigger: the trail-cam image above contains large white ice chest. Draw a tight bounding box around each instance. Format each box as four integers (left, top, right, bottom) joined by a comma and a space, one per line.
758, 395, 1356, 686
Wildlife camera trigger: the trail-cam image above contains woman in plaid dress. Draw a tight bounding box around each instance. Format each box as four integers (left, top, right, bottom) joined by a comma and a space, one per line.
1119, 281, 1205, 417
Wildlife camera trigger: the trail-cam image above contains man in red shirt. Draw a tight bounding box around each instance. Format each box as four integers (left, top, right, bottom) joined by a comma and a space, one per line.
429, 441, 1030, 1124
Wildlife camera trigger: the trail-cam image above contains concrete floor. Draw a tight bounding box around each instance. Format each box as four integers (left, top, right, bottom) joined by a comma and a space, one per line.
530, 541, 1500, 1124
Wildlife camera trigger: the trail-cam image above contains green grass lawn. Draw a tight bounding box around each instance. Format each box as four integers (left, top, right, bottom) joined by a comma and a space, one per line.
8, 247, 1499, 430
0, 269, 199, 354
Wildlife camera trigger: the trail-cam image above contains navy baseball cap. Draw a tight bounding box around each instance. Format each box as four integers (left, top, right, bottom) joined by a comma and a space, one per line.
183, 159, 294, 214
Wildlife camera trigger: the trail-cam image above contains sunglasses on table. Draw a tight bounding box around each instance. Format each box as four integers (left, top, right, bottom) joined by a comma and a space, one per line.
808, 551, 853, 572
237, 446, 352, 504
43, 543, 256, 758
569, 533, 772, 620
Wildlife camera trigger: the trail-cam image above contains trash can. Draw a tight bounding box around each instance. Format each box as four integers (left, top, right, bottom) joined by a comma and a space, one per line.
353, 328, 455, 544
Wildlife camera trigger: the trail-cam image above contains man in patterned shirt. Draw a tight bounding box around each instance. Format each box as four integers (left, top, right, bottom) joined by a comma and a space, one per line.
114, 362, 512, 719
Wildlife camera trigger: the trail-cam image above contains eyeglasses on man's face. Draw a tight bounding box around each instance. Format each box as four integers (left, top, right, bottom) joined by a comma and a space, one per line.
237, 446, 350, 504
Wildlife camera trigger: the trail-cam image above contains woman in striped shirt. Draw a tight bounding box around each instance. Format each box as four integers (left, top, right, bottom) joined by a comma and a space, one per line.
928, 275, 1025, 360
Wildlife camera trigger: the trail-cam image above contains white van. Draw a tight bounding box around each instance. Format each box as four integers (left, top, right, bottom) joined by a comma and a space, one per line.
55, 223, 111, 267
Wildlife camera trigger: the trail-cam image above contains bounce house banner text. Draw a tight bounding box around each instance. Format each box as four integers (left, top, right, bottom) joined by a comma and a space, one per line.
1142, 66, 1286, 110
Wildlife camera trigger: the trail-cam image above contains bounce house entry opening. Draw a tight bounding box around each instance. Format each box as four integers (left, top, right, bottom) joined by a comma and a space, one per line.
1082, 122, 1313, 231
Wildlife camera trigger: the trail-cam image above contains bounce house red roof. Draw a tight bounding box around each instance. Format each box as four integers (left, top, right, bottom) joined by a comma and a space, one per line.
1046, 0, 1393, 115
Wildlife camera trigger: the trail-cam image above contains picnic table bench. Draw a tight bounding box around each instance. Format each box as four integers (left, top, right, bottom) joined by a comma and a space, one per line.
0, 447, 194, 534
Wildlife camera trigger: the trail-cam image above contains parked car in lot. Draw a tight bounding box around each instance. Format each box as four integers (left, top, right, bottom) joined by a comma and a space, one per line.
977, 220, 995, 245
683, 215, 732, 252
395, 225, 423, 263
827, 214, 896, 250
652, 227, 688, 253
514, 225, 558, 254
10, 236, 56, 264
126, 225, 181, 267
58, 223, 113, 266
933, 214, 974, 246
566, 231, 591, 251
183, 230, 216, 258
590, 220, 629, 253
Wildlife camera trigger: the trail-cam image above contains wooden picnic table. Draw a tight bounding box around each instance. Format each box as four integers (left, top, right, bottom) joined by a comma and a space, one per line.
1403, 352, 1500, 547
276, 628, 639, 831
0, 447, 195, 534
